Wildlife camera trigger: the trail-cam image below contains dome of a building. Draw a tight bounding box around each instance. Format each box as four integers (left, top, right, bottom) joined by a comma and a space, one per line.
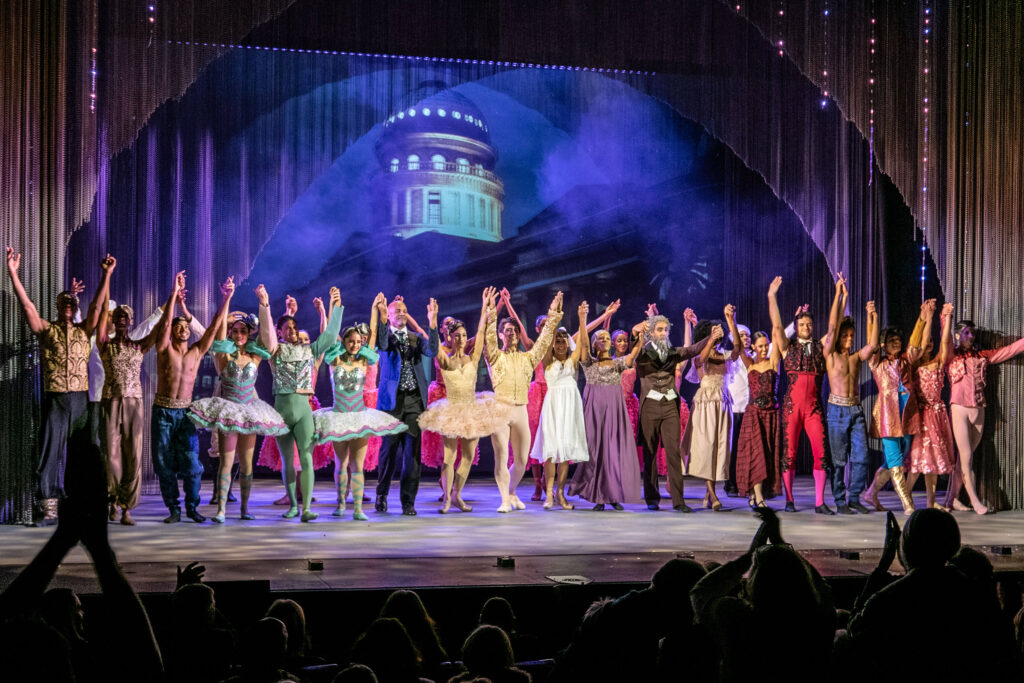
378, 84, 494, 151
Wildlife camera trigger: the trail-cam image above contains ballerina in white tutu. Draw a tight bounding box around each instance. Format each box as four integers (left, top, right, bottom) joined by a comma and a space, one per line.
314, 293, 408, 520
418, 287, 513, 513
530, 301, 591, 510
188, 310, 288, 522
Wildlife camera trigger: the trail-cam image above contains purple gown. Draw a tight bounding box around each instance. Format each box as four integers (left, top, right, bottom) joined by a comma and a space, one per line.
569, 357, 643, 504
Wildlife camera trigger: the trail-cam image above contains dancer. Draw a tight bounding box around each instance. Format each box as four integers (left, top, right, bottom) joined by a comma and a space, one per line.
734, 331, 782, 508
908, 302, 956, 510
314, 294, 408, 520
7, 247, 106, 525
635, 309, 710, 511
723, 322, 752, 498
152, 272, 235, 523
255, 283, 343, 522
418, 288, 512, 513
683, 305, 741, 511
373, 294, 439, 516
569, 325, 646, 510
824, 280, 879, 514
655, 305, 696, 488
188, 309, 289, 522
865, 300, 932, 515
530, 302, 591, 510
944, 315, 1024, 514
767, 275, 838, 514
92, 256, 161, 525
484, 291, 563, 512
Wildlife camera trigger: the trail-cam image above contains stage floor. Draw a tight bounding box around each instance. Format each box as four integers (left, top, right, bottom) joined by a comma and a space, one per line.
2, 477, 1023, 594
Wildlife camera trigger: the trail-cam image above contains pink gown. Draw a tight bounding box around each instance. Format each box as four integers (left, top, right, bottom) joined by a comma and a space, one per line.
909, 363, 955, 474
519, 362, 546, 467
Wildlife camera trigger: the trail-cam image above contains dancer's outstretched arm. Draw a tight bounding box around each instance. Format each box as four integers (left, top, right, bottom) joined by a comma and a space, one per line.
5, 247, 48, 334
573, 301, 590, 364
724, 304, 741, 361
938, 303, 954, 366
194, 278, 235, 357
471, 287, 496, 365
858, 301, 880, 361
767, 276, 788, 354
255, 284, 277, 355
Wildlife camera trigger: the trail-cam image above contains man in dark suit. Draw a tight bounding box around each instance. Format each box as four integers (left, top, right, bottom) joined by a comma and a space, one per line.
636, 313, 711, 512
374, 294, 439, 515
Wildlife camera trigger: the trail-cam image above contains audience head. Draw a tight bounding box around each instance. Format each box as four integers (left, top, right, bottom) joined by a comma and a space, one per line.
39, 588, 85, 644
651, 558, 707, 619
266, 598, 309, 658
333, 663, 379, 683
170, 583, 216, 628
900, 508, 961, 570
951, 546, 995, 588
380, 590, 445, 665
747, 545, 818, 615
244, 617, 288, 675
462, 625, 515, 677
351, 617, 421, 682
479, 596, 517, 635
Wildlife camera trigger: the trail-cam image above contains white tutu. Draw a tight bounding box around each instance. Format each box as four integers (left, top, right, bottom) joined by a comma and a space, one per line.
188, 396, 288, 436
313, 406, 408, 444
417, 392, 513, 440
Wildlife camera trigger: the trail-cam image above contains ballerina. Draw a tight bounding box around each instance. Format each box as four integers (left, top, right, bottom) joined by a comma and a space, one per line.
313, 293, 408, 520
418, 288, 513, 513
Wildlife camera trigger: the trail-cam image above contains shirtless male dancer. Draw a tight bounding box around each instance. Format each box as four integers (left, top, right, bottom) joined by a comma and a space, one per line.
152, 271, 234, 523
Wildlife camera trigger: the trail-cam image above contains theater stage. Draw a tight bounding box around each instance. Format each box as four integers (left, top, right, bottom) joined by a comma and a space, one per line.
2, 477, 1023, 595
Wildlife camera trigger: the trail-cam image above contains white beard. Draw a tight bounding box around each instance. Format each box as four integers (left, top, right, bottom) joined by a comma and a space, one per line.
649, 338, 670, 362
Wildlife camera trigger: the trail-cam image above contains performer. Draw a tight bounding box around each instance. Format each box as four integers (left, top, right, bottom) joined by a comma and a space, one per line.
824, 279, 879, 514
418, 288, 511, 513
255, 283, 343, 522
7, 248, 106, 525
569, 325, 645, 510
152, 272, 234, 523
907, 302, 956, 510
943, 315, 1024, 514
188, 308, 288, 522
723, 323, 752, 498
767, 275, 839, 514
484, 291, 563, 513
92, 256, 161, 525
734, 331, 782, 508
864, 300, 932, 515
373, 294, 439, 516
635, 310, 710, 511
315, 294, 408, 520
682, 305, 741, 510
530, 302, 591, 510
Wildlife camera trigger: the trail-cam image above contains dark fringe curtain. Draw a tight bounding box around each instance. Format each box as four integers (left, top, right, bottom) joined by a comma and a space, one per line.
3, 0, 1023, 520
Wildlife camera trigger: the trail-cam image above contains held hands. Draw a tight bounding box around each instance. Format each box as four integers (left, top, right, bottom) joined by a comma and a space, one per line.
920, 298, 937, 319
683, 308, 697, 326
632, 321, 649, 337
710, 324, 725, 342
374, 292, 388, 317
313, 297, 324, 314
941, 302, 954, 319
254, 284, 270, 307
835, 271, 847, 291
328, 287, 342, 309
865, 300, 877, 324
549, 291, 564, 313
794, 303, 809, 317
645, 302, 659, 318
578, 300, 589, 321
285, 295, 298, 317
220, 276, 235, 300
101, 253, 117, 274
724, 303, 736, 322
483, 286, 497, 308
173, 270, 187, 294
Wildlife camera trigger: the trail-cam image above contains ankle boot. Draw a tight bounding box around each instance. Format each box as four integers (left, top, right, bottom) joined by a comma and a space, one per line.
890, 466, 915, 514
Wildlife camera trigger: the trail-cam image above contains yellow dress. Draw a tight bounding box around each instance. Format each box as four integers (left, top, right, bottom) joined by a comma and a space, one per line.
417, 356, 512, 439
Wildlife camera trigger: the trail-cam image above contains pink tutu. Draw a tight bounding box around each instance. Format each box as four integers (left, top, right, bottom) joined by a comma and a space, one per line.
363, 365, 380, 471
255, 395, 333, 471
421, 380, 447, 468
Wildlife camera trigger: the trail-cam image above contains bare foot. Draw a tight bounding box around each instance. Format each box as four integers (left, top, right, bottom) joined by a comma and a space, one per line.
973, 502, 990, 515
120, 509, 136, 526
952, 499, 971, 512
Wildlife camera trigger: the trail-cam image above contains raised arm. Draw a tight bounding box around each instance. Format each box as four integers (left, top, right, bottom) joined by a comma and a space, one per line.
824, 274, 845, 352
423, 297, 440, 359
985, 325, 1024, 364
767, 276, 789, 354
938, 303, 954, 366
255, 284, 277, 355
906, 299, 933, 364
315, 297, 327, 335
174, 288, 206, 340
369, 293, 383, 350
858, 300, 880, 361
576, 299, 619, 343
194, 277, 235, 356
574, 301, 590, 364
484, 300, 501, 367
375, 293, 390, 351
83, 255, 114, 336
724, 304, 741, 361
471, 288, 495, 364
311, 287, 344, 357
526, 292, 565, 367
5, 247, 48, 335
155, 271, 186, 353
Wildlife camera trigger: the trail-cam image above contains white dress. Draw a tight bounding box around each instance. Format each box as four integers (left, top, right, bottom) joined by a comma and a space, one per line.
529, 358, 589, 464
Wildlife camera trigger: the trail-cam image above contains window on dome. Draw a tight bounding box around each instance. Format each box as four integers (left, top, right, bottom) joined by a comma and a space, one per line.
456, 158, 470, 173
431, 154, 446, 170
407, 154, 420, 171
389, 158, 400, 173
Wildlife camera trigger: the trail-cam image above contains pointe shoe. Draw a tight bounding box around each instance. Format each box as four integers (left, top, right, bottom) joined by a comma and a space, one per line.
497, 502, 513, 513
120, 509, 136, 526
510, 495, 526, 510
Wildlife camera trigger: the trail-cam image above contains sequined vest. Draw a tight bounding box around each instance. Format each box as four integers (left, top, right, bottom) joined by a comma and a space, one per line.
100, 340, 144, 399
40, 322, 90, 393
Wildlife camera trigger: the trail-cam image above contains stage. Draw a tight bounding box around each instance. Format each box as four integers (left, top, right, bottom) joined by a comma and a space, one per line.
2, 477, 1023, 596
